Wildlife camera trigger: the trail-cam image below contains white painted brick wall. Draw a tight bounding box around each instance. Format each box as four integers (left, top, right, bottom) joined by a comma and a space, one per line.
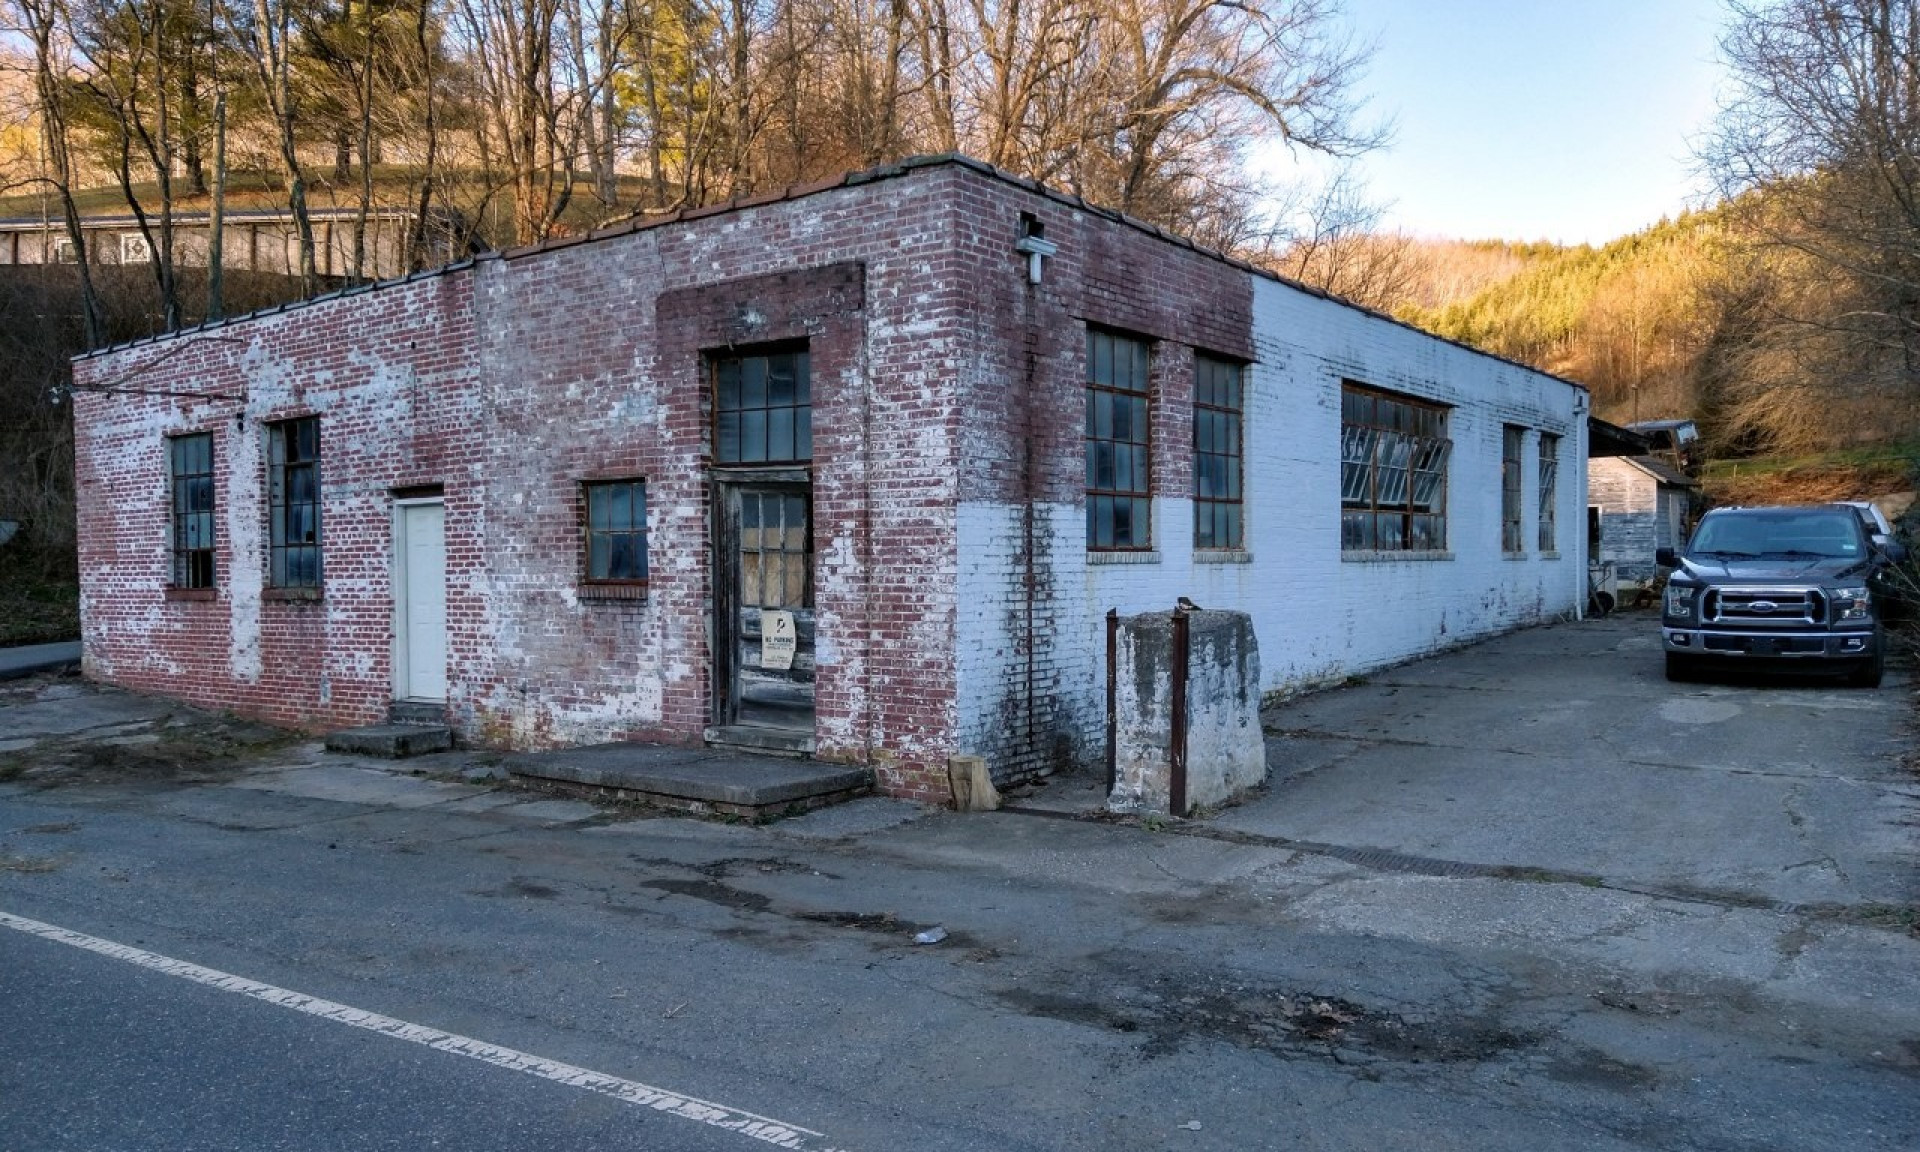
954, 272, 1587, 773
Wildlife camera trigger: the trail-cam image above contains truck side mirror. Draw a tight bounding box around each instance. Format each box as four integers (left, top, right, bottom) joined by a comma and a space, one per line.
1655, 547, 1678, 568
1878, 537, 1909, 563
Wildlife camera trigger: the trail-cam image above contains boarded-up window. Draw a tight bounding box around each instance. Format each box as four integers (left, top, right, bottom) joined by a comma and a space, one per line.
1086, 328, 1152, 550
169, 433, 215, 589
1193, 355, 1244, 550
1341, 384, 1450, 552
740, 490, 811, 609
713, 347, 811, 465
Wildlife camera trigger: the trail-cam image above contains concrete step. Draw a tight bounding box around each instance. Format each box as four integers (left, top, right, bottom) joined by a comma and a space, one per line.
506, 741, 872, 821
324, 723, 454, 759
703, 724, 815, 758
387, 700, 448, 726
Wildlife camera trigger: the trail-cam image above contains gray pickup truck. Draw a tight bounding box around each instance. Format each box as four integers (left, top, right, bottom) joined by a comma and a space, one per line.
1656, 504, 1902, 687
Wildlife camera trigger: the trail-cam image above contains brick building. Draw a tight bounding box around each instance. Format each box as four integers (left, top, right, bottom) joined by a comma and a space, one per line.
72, 156, 1589, 802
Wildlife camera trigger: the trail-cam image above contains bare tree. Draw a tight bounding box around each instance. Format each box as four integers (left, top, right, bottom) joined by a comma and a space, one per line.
241, 0, 321, 295
562, 0, 635, 206
904, 0, 958, 152
1701, 0, 1920, 443
69, 0, 201, 330
1260, 164, 1419, 311
1073, 0, 1379, 225
453, 0, 592, 243
12, 0, 106, 346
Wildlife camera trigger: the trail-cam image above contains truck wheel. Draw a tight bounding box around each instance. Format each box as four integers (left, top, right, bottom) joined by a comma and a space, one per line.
1847, 647, 1885, 689
1665, 653, 1698, 682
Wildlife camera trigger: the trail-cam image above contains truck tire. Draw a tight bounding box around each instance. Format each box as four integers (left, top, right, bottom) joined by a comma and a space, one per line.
1847, 646, 1885, 689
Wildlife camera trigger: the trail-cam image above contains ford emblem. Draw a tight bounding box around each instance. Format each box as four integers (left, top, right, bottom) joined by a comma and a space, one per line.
1749, 600, 1778, 613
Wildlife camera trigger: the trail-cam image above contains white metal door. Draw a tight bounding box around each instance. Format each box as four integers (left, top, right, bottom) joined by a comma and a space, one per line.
394, 501, 447, 702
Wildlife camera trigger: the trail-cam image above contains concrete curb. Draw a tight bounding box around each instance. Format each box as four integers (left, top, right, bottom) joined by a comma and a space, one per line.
0, 640, 82, 681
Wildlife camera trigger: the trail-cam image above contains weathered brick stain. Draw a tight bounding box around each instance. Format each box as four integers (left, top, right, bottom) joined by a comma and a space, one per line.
73, 159, 1588, 803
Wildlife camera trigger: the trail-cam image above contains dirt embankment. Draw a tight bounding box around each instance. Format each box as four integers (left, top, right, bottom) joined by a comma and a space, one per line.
1701, 458, 1913, 519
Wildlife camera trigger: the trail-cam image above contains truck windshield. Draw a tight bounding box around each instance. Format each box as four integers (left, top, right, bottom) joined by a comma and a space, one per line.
1690, 512, 1862, 559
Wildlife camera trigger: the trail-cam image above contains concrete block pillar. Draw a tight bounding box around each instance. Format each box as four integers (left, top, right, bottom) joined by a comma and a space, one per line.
1107, 607, 1266, 815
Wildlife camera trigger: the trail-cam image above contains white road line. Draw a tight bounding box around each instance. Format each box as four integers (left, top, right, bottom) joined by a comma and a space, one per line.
1, 910, 846, 1151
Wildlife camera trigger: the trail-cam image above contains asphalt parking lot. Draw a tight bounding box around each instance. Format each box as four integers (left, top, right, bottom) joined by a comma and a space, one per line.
3, 614, 1917, 1150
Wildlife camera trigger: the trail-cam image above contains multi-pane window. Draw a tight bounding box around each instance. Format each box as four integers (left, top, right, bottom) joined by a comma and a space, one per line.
1538, 434, 1560, 553
585, 480, 648, 583
1340, 385, 1450, 552
1086, 328, 1152, 550
1501, 425, 1525, 553
169, 433, 215, 589
1193, 355, 1244, 550
714, 347, 811, 465
267, 416, 321, 587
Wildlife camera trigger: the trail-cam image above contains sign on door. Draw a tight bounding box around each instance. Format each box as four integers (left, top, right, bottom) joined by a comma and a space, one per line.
760, 609, 797, 671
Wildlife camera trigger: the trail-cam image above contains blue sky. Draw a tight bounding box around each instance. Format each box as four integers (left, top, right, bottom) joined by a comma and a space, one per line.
1283, 0, 1729, 245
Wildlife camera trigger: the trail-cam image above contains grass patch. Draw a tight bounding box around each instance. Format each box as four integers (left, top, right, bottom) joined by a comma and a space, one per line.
1699, 442, 1920, 483
0, 577, 78, 647
1699, 444, 1917, 510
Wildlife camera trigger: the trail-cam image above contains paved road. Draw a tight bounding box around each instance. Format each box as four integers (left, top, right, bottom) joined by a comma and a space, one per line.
2, 617, 1916, 1151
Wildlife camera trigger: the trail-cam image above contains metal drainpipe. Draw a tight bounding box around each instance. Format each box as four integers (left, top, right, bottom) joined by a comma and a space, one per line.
1170, 606, 1190, 818
1104, 608, 1118, 796
1021, 325, 1038, 761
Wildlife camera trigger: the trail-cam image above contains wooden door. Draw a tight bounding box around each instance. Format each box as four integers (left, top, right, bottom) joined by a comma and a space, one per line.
717, 484, 815, 732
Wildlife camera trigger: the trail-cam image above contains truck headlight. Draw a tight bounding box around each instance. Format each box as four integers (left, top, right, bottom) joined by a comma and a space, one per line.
1664, 584, 1697, 619
1831, 586, 1872, 622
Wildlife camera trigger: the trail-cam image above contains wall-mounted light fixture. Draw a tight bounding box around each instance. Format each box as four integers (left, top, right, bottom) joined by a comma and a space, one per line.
1016, 213, 1057, 285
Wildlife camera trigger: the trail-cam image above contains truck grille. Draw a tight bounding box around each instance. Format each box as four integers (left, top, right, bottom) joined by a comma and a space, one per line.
1703, 586, 1825, 626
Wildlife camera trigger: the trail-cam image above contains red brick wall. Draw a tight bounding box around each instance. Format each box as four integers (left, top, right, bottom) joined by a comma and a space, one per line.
74, 160, 1575, 802
74, 165, 977, 801
946, 176, 1257, 782
75, 274, 482, 730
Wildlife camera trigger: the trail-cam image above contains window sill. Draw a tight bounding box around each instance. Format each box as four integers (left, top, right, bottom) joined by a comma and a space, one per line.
263, 586, 323, 602
1088, 551, 1162, 566
1341, 550, 1455, 563
1194, 549, 1252, 564
164, 587, 217, 602
1540, 551, 1562, 561
1503, 552, 1529, 560
578, 583, 649, 602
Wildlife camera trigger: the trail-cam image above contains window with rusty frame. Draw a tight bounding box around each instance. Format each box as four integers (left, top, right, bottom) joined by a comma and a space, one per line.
1501, 425, 1525, 553
1086, 328, 1153, 550
713, 346, 811, 465
1538, 433, 1560, 553
1340, 384, 1451, 552
169, 432, 215, 589
1193, 354, 1244, 549
584, 479, 648, 584
267, 416, 321, 587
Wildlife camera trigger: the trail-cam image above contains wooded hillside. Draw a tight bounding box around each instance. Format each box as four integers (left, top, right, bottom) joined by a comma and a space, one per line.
2, 0, 1918, 590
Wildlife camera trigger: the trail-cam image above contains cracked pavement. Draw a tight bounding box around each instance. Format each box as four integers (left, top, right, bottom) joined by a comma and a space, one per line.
2, 614, 1917, 1150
